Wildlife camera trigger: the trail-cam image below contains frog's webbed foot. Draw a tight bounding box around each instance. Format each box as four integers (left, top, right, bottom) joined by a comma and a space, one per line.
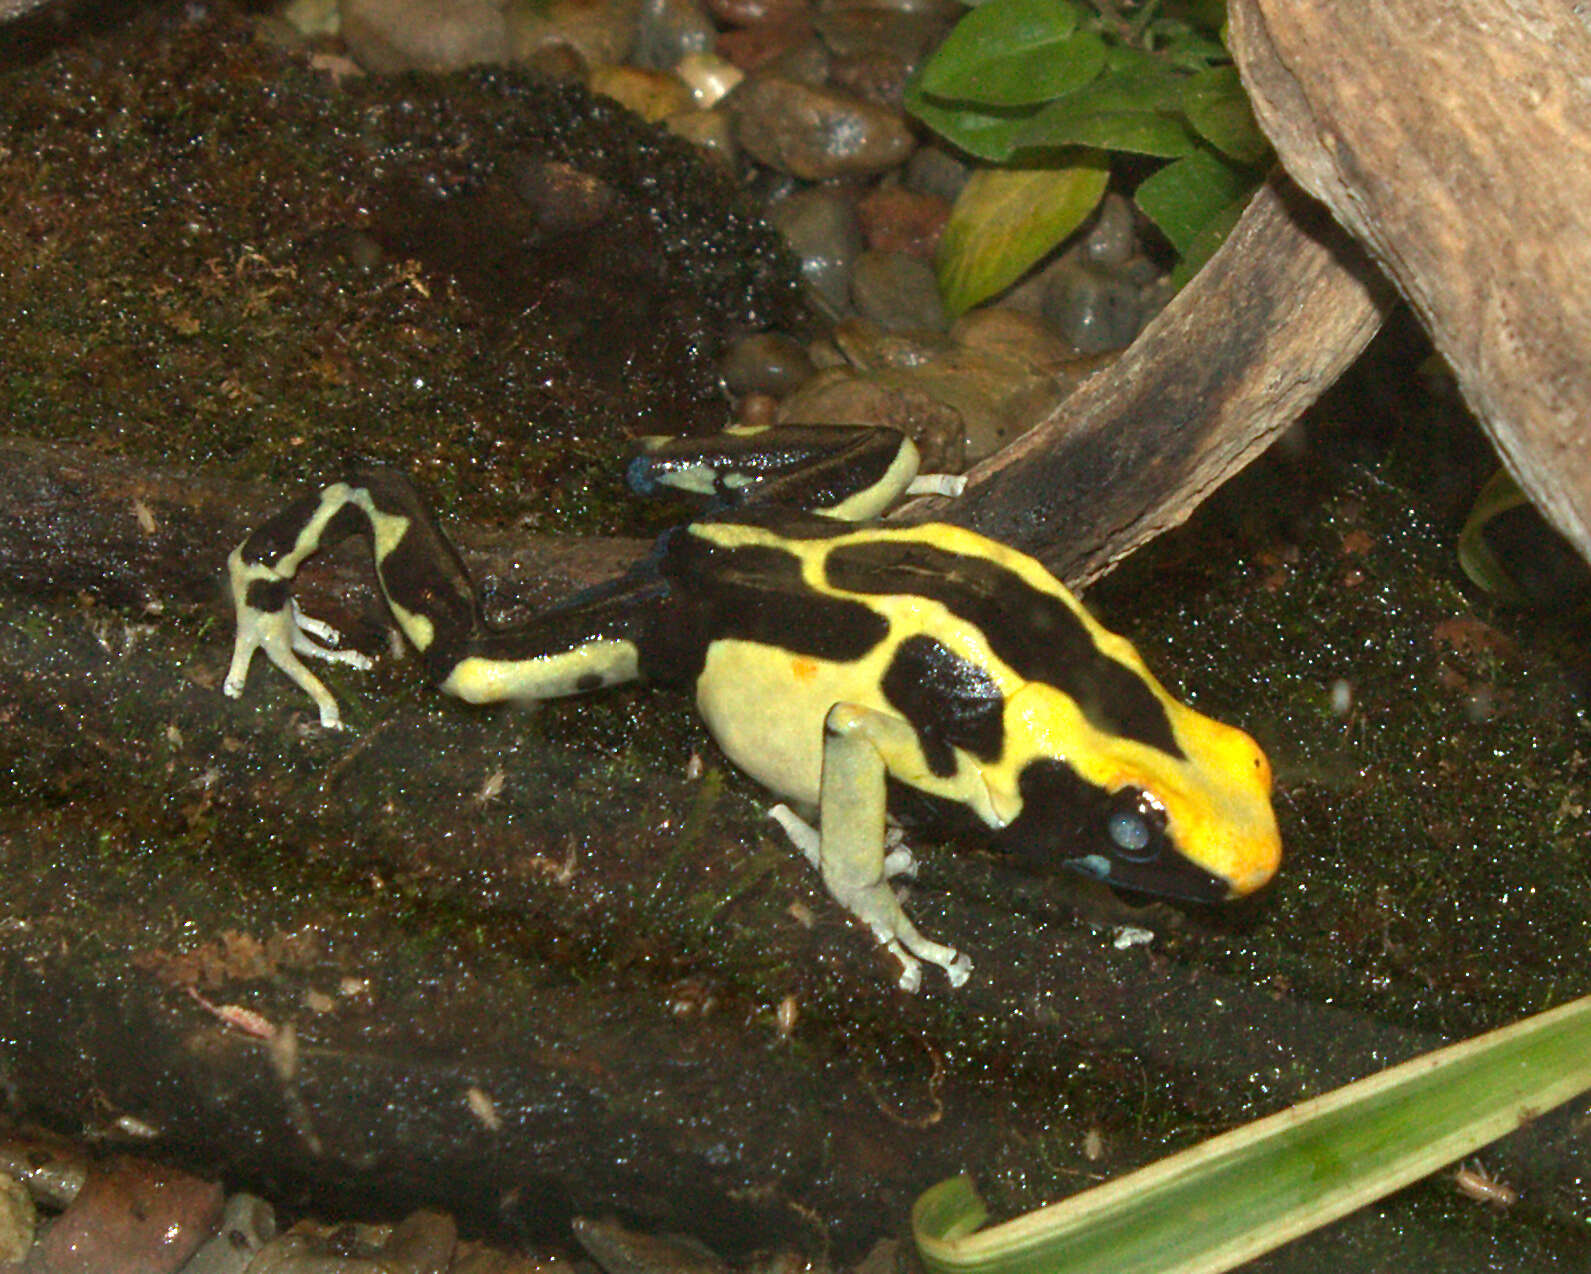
802, 704, 974, 992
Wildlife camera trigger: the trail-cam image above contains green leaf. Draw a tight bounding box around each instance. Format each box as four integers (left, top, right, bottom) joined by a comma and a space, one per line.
936, 158, 1110, 315
1182, 66, 1270, 163
921, 28, 1108, 108
1154, 24, 1230, 69
917, 0, 1092, 107
1459, 469, 1533, 602
915, 992, 1591, 1274
1165, 190, 1250, 288
1092, 44, 1189, 107
1014, 105, 1196, 158
1011, 48, 1195, 158
1134, 146, 1252, 255
904, 84, 1042, 162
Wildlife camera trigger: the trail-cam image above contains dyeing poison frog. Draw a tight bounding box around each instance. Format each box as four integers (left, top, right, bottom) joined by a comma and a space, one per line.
223, 425, 1281, 990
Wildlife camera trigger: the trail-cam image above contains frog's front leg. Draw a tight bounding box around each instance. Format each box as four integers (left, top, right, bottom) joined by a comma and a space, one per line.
817, 703, 973, 992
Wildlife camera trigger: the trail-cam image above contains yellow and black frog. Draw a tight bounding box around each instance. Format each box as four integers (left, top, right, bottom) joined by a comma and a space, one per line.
222, 425, 1280, 991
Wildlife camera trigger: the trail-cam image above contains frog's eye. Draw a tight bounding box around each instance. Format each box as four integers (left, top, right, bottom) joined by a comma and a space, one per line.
1107, 810, 1151, 856
1106, 789, 1167, 863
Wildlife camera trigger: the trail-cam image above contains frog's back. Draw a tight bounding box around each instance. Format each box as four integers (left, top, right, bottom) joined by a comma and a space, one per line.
657, 515, 1183, 762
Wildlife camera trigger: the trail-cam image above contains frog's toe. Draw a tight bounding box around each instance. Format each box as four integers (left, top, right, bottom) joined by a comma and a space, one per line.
289, 603, 342, 645
882, 842, 918, 880
871, 920, 970, 992
905, 935, 970, 989
270, 648, 344, 729
884, 939, 923, 993
767, 803, 822, 868
286, 604, 373, 670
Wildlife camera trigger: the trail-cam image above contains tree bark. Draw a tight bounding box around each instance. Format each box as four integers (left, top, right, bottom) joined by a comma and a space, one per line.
1230, 0, 1591, 565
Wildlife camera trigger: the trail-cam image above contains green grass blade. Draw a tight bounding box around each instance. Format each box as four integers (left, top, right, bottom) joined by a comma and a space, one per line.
915, 993, 1591, 1274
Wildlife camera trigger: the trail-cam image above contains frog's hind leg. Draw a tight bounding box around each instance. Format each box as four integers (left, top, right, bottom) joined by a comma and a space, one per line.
224, 477, 406, 728
224, 469, 660, 726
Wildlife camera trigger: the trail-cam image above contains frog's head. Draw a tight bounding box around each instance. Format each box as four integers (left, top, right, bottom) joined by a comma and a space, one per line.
991, 683, 1281, 903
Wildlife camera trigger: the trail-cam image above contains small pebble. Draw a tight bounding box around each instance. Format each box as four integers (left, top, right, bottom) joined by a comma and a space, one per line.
727, 73, 915, 179
827, 46, 912, 108
720, 332, 817, 397
949, 306, 1077, 373
0, 1172, 34, 1264
663, 107, 738, 164
631, 0, 716, 69
30, 1156, 223, 1274
572, 1216, 731, 1274
829, 317, 948, 369
716, 17, 817, 72
453, 1246, 578, 1273
240, 1233, 388, 1274
704, 0, 808, 27
767, 186, 864, 317
812, 6, 944, 62
384, 1209, 457, 1274
0, 1131, 89, 1209
903, 143, 970, 202
514, 38, 590, 83
849, 248, 948, 332
505, 0, 642, 69
836, 0, 960, 16
1041, 256, 1146, 355
590, 65, 695, 121
674, 50, 743, 106
1078, 193, 1137, 270
856, 183, 949, 257
178, 1194, 277, 1274
341, 0, 508, 72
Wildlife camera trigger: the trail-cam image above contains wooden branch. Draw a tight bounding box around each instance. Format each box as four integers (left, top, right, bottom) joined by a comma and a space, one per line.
1230, 0, 1591, 564
905, 171, 1395, 587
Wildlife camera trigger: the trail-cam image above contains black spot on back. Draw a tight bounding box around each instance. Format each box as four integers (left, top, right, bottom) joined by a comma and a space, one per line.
827, 538, 1182, 758
881, 635, 1004, 777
